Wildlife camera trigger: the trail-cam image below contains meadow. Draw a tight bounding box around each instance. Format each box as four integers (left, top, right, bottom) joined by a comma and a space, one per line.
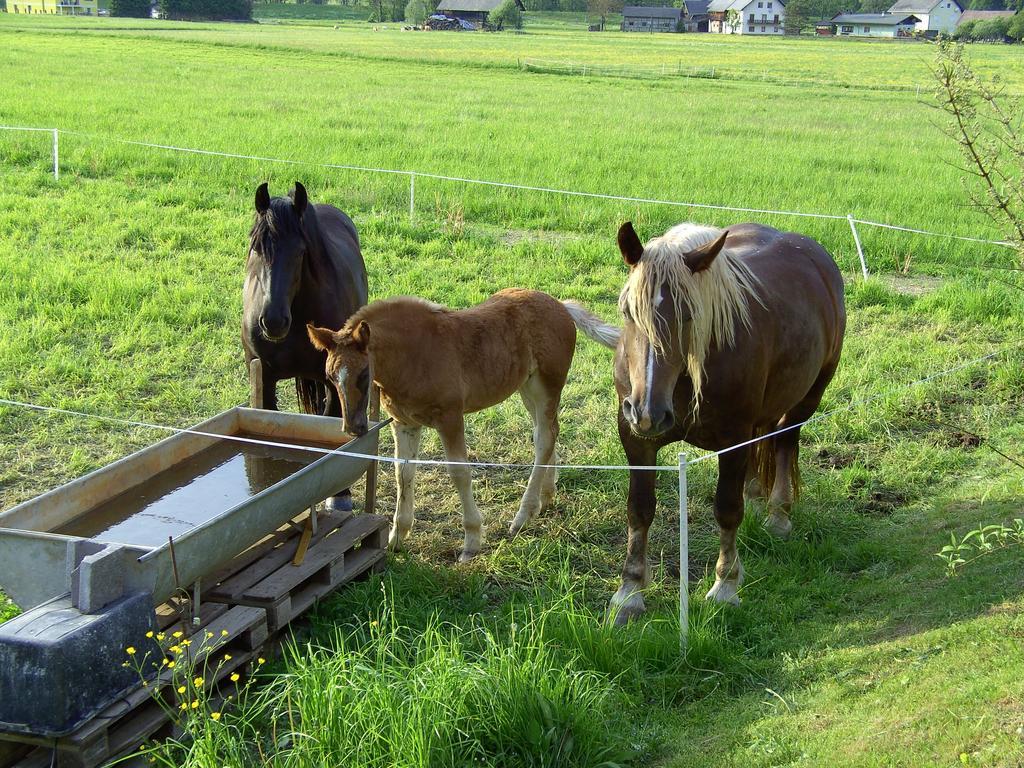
1, 13, 1024, 767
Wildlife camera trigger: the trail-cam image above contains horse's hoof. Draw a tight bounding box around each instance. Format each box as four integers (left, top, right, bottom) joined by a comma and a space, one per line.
608, 587, 646, 626
705, 578, 741, 606
387, 530, 406, 552
327, 492, 354, 513
458, 549, 478, 563
765, 511, 793, 539
508, 512, 531, 537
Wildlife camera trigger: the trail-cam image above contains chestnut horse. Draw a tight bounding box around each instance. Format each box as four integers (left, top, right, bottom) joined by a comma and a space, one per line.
307, 289, 618, 561
610, 221, 845, 623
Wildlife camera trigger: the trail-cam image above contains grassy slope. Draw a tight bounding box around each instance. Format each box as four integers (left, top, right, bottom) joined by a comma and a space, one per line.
1, 19, 1023, 767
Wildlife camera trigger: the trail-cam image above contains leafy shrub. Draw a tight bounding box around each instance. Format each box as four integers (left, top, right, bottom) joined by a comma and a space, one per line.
111, 0, 152, 16
404, 0, 426, 24
488, 0, 523, 29
1009, 11, 1024, 40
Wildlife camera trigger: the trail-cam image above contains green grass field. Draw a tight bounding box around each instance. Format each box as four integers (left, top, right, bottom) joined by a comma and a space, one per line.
1, 14, 1023, 767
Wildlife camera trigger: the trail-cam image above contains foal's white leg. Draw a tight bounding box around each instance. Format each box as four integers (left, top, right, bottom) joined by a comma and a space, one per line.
510, 374, 559, 536
437, 417, 484, 563
389, 422, 422, 551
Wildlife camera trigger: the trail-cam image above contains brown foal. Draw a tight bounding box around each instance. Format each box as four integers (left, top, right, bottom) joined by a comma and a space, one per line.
308, 288, 618, 561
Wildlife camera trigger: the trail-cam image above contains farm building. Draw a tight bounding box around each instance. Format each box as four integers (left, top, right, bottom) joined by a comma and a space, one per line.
708, 0, 785, 34
817, 12, 921, 37
682, 0, 711, 31
433, 0, 524, 28
621, 6, 684, 32
4, 0, 96, 13
956, 8, 1015, 25
886, 0, 963, 34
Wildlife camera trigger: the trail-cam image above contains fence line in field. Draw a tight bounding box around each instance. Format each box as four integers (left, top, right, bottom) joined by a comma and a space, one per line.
0, 125, 1017, 282
0, 343, 1015, 474
1, 343, 1018, 647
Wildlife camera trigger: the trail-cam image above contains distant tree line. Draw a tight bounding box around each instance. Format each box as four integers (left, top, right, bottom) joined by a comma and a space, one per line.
956, 10, 1024, 39
113, 0, 253, 17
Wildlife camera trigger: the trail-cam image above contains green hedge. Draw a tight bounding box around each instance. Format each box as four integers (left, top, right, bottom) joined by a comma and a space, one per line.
111, 0, 151, 17
159, 0, 253, 19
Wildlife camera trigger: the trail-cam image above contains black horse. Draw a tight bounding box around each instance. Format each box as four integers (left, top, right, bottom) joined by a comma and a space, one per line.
243, 182, 368, 507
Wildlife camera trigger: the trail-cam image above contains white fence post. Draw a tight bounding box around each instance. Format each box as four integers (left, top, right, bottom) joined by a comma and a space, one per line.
679, 452, 689, 652
847, 214, 869, 280
52, 129, 59, 182
409, 173, 415, 220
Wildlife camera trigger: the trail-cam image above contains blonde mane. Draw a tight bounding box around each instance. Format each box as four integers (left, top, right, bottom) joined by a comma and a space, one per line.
619, 223, 762, 407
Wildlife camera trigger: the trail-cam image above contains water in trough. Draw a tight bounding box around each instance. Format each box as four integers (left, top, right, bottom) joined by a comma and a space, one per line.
56, 435, 333, 548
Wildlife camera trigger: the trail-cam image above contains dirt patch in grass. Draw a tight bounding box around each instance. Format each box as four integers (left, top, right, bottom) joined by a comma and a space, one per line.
877, 274, 945, 296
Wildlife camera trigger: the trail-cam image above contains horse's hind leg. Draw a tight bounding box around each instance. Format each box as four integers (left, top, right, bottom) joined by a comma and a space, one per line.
389, 422, 422, 551
437, 415, 484, 563
766, 360, 840, 539
510, 372, 560, 536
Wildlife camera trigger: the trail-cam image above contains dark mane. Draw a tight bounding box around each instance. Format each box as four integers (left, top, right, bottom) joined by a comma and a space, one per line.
248, 195, 314, 263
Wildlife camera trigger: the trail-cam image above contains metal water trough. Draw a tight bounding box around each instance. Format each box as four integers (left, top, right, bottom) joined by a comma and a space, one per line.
0, 407, 385, 738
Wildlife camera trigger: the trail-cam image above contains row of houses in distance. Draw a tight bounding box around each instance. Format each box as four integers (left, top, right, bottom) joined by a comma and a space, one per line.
6, 0, 97, 14
622, 0, 970, 36
816, 0, 963, 36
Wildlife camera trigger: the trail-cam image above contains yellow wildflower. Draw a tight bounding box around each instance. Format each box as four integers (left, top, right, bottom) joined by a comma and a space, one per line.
223, 654, 232, 661
126, 647, 136, 655
220, 629, 229, 637
191, 700, 199, 710
177, 686, 186, 694
167, 661, 176, 669
257, 657, 266, 665
169, 645, 182, 655
193, 677, 203, 687
206, 631, 214, 639
181, 639, 191, 646
156, 633, 165, 641
179, 703, 188, 711
145, 631, 154, 639
172, 631, 184, 639
210, 712, 222, 721
230, 673, 240, 683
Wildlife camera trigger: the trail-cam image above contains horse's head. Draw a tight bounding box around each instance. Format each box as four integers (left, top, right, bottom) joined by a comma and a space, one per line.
615, 221, 729, 439
306, 320, 371, 437
246, 182, 311, 342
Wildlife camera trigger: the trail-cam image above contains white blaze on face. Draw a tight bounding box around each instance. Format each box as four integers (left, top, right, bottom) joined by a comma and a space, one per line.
644, 291, 663, 417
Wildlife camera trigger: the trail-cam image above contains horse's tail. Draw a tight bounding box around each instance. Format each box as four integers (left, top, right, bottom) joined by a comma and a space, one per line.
751, 428, 801, 501
562, 300, 621, 349
296, 378, 324, 415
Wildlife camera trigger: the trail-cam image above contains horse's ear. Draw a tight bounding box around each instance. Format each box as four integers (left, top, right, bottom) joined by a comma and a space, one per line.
684, 230, 728, 274
617, 222, 644, 268
255, 183, 270, 215
352, 321, 370, 352
307, 323, 337, 352
292, 182, 308, 218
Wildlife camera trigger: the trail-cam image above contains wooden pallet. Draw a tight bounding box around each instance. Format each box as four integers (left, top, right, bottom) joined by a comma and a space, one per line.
206, 512, 387, 632
2, 604, 267, 768
2, 512, 387, 768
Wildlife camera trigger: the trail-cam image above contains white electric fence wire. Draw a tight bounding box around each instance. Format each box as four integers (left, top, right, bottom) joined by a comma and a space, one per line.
0, 124, 1015, 248
0, 344, 1016, 474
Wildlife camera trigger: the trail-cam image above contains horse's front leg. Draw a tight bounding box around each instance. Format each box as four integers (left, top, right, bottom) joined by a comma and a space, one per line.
706, 446, 748, 606
260, 362, 278, 410
610, 425, 659, 625
389, 422, 422, 551
436, 415, 484, 563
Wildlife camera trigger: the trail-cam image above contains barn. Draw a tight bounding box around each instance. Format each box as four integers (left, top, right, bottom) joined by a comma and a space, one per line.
621, 6, 684, 32
821, 12, 921, 37
434, 0, 524, 29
